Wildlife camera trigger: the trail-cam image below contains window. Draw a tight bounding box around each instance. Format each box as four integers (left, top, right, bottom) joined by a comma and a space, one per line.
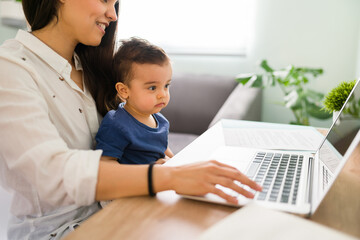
117, 0, 255, 56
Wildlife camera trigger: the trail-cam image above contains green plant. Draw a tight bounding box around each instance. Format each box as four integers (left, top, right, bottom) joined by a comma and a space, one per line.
323, 80, 359, 118
236, 60, 331, 125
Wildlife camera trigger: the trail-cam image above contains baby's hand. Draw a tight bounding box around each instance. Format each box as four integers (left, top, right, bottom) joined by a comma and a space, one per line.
155, 155, 171, 164
155, 158, 166, 164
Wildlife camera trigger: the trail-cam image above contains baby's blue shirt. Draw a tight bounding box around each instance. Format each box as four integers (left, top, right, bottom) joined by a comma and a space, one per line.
95, 103, 169, 164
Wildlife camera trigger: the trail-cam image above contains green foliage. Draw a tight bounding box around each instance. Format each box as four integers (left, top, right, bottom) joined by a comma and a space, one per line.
235, 60, 331, 126
323, 80, 356, 112
323, 80, 359, 119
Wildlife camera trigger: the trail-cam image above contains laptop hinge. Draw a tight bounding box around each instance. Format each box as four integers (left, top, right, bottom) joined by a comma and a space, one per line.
305, 157, 314, 217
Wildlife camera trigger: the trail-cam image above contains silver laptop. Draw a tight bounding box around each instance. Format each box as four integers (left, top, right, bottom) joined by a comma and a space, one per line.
177, 78, 360, 216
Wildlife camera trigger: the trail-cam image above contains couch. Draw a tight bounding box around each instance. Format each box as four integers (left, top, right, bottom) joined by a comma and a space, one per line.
161, 73, 262, 154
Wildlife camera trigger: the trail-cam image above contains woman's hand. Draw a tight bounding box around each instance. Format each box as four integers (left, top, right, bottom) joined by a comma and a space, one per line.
155, 160, 262, 205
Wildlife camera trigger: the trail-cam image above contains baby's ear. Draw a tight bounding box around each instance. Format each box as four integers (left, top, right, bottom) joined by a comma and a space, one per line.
115, 82, 129, 100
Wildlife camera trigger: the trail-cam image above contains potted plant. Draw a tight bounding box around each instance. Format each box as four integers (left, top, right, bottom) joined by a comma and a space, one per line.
235, 60, 332, 126
323, 80, 359, 121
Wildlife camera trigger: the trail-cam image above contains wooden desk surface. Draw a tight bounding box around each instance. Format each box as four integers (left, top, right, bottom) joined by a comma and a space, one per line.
65, 123, 360, 240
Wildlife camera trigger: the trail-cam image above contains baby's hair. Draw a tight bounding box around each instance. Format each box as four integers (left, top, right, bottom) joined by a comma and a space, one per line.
113, 37, 170, 85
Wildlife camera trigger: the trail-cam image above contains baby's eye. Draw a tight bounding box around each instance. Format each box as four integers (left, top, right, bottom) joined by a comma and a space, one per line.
165, 83, 170, 89
148, 86, 156, 91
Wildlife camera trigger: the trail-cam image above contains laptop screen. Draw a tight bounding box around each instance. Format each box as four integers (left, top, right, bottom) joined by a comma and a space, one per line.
311, 78, 360, 213
318, 78, 360, 174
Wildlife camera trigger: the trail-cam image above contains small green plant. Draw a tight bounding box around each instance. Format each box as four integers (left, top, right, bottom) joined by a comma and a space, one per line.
236, 60, 332, 125
323, 80, 359, 119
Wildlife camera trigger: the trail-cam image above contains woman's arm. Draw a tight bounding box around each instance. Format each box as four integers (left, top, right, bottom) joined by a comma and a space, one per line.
96, 158, 262, 204
0, 56, 101, 207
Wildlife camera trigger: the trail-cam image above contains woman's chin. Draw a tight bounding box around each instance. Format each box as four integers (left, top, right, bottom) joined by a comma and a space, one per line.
82, 38, 102, 47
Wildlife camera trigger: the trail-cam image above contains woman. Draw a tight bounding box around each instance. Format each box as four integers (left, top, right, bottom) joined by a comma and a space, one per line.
0, 0, 261, 239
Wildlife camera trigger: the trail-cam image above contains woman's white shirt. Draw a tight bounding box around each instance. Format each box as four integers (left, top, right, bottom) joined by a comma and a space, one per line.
0, 30, 103, 238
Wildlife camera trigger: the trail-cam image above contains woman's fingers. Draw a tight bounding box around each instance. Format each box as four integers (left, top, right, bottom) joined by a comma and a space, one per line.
210, 175, 255, 199
198, 160, 262, 203
210, 185, 238, 204
207, 160, 262, 192
170, 160, 262, 204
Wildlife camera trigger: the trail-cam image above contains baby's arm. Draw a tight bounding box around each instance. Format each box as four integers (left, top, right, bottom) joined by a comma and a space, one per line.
165, 147, 174, 158
155, 147, 174, 164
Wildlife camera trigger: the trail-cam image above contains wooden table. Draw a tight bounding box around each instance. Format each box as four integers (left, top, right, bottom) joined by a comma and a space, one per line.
65, 121, 360, 240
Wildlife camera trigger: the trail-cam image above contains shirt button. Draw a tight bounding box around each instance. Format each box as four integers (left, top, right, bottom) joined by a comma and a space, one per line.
59, 76, 64, 81
79, 108, 83, 113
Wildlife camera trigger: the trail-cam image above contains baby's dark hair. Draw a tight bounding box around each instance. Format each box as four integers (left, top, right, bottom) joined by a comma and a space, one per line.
113, 37, 170, 85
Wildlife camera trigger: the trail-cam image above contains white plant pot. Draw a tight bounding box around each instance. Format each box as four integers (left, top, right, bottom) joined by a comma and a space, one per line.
0, 1, 26, 28
333, 111, 340, 125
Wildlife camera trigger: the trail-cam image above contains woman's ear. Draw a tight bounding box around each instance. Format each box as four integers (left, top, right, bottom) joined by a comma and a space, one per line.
115, 82, 129, 100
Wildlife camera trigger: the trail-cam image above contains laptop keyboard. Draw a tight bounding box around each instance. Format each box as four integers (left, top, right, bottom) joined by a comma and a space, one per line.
322, 165, 331, 190
246, 152, 303, 205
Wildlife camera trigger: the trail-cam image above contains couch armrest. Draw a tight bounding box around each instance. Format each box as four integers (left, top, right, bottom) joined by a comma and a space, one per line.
209, 84, 262, 128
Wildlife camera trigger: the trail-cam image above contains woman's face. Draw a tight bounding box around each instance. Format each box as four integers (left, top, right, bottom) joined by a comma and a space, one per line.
59, 0, 118, 46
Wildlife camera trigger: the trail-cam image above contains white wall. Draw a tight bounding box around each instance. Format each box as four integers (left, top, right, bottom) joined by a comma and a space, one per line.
0, 22, 18, 44
170, 0, 360, 127
0, 2, 20, 44
356, 25, 360, 79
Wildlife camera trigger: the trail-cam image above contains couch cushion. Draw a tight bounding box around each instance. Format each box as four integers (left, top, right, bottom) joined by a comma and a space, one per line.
161, 74, 237, 135
168, 132, 199, 154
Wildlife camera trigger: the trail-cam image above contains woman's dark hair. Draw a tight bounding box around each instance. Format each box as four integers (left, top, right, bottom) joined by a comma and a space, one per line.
22, 0, 120, 117
22, 0, 59, 31
76, 3, 120, 117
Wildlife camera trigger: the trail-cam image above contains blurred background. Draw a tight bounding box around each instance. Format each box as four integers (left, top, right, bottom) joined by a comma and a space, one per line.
1, 0, 359, 127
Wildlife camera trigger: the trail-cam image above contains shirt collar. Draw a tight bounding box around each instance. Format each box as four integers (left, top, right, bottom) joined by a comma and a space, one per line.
15, 30, 83, 74
15, 30, 69, 76
15, 30, 85, 92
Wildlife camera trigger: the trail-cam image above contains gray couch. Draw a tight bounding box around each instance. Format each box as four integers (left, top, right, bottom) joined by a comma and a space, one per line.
161, 74, 262, 154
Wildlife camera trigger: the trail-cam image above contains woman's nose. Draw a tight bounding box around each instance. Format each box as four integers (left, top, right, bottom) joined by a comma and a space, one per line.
106, 4, 118, 22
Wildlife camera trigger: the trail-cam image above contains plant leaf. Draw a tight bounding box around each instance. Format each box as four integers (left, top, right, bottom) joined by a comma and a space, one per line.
251, 75, 264, 88
284, 90, 299, 108
235, 73, 254, 85
306, 102, 332, 119
259, 60, 274, 73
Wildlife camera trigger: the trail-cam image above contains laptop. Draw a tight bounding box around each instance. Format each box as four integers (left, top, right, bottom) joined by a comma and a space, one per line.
173, 78, 360, 216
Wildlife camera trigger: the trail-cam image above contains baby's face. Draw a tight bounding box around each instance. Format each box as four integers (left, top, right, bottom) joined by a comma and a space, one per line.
125, 62, 172, 116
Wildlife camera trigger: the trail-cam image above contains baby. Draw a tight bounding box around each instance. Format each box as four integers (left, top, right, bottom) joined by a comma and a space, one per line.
96, 37, 173, 164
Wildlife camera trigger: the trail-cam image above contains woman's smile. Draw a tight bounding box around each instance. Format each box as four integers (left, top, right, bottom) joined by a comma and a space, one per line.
96, 22, 108, 34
